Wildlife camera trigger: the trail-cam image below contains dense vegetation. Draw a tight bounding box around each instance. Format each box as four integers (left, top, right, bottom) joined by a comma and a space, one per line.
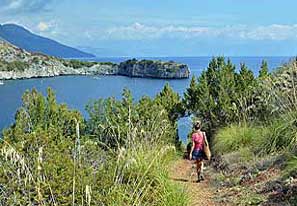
183, 57, 266, 134
182, 57, 297, 155
0, 85, 187, 205
62, 59, 116, 69
0, 59, 29, 72
1, 56, 297, 205
62, 59, 97, 69
183, 57, 297, 204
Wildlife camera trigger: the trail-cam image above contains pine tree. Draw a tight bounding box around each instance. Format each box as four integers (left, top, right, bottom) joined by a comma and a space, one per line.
237, 63, 255, 93
259, 60, 269, 78
183, 76, 198, 114
218, 58, 237, 122
196, 71, 214, 128
235, 63, 257, 123
156, 83, 183, 121
206, 57, 225, 101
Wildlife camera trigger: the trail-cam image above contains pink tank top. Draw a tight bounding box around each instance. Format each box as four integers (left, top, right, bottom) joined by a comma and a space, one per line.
192, 132, 204, 151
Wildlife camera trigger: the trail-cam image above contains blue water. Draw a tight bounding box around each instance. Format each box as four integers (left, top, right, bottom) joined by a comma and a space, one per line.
0, 56, 292, 142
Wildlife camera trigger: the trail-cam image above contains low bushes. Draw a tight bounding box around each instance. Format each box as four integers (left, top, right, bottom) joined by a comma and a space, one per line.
284, 156, 297, 178
213, 124, 268, 155
104, 144, 188, 206
0, 60, 29, 72
260, 112, 297, 154
62, 59, 98, 69
0, 88, 188, 206
214, 110, 297, 157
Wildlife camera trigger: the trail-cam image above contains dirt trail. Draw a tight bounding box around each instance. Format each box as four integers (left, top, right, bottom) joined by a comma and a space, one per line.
170, 159, 216, 206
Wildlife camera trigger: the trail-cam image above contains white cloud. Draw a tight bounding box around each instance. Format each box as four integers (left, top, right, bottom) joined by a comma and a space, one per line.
34, 21, 61, 38
5, 0, 24, 10
240, 24, 297, 40
105, 22, 210, 40
0, 0, 54, 13
101, 22, 297, 41
37, 21, 49, 31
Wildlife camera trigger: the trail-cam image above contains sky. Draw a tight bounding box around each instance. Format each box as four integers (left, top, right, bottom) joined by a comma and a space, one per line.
1, 0, 297, 56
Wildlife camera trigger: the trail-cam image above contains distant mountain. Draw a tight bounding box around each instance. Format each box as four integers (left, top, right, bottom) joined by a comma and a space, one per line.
0, 24, 95, 58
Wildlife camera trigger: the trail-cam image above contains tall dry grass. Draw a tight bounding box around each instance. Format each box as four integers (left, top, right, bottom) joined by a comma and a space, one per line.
0, 107, 188, 206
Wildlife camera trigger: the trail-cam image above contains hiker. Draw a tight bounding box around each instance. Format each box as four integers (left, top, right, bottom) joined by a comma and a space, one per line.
189, 121, 210, 182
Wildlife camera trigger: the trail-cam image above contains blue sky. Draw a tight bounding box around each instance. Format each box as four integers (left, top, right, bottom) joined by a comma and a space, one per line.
1, 0, 297, 56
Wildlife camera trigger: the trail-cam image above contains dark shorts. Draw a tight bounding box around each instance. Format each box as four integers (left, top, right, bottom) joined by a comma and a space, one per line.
192, 149, 204, 160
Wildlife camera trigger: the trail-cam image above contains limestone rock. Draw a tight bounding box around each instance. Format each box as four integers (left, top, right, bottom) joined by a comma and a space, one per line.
0, 41, 190, 80
118, 59, 190, 79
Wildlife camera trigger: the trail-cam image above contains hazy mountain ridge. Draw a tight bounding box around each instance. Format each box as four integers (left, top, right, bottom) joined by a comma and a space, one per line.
0, 24, 95, 58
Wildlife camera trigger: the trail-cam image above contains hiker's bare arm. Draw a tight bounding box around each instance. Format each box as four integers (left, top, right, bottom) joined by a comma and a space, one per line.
189, 140, 195, 160
203, 132, 209, 147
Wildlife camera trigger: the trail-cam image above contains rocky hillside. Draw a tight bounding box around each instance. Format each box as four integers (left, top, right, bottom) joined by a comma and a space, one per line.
0, 41, 190, 80
0, 41, 117, 79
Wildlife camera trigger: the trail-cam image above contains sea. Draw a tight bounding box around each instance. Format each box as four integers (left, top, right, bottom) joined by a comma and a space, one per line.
0, 56, 292, 143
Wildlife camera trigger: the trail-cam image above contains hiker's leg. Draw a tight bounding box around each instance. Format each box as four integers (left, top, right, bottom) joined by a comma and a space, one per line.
200, 160, 205, 180
196, 160, 202, 180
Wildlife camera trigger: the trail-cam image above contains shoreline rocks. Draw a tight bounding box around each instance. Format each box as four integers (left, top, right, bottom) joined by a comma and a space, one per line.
0, 41, 190, 80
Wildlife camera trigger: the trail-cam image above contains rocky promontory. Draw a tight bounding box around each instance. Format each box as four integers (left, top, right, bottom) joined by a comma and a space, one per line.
0, 41, 190, 80
118, 59, 189, 79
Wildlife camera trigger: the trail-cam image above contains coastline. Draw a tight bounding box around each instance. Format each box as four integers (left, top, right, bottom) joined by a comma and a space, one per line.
0, 41, 190, 80
0, 58, 190, 81
0, 72, 190, 81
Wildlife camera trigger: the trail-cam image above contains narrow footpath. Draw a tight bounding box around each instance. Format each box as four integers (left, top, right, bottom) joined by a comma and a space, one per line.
170, 159, 217, 206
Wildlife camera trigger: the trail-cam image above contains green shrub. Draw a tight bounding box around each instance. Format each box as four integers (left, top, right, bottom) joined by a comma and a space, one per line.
7, 60, 29, 72
260, 112, 297, 154
284, 156, 297, 178
214, 111, 297, 157
32, 56, 40, 64
0, 60, 29, 72
63, 59, 98, 69
98, 62, 116, 66
103, 144, 188, 206
0, 88, 188, 206
214, 124, 268, 154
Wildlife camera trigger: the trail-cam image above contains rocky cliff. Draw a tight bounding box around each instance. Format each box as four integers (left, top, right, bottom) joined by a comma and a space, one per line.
0, 41, 190, 80
118, 59, 190, 79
